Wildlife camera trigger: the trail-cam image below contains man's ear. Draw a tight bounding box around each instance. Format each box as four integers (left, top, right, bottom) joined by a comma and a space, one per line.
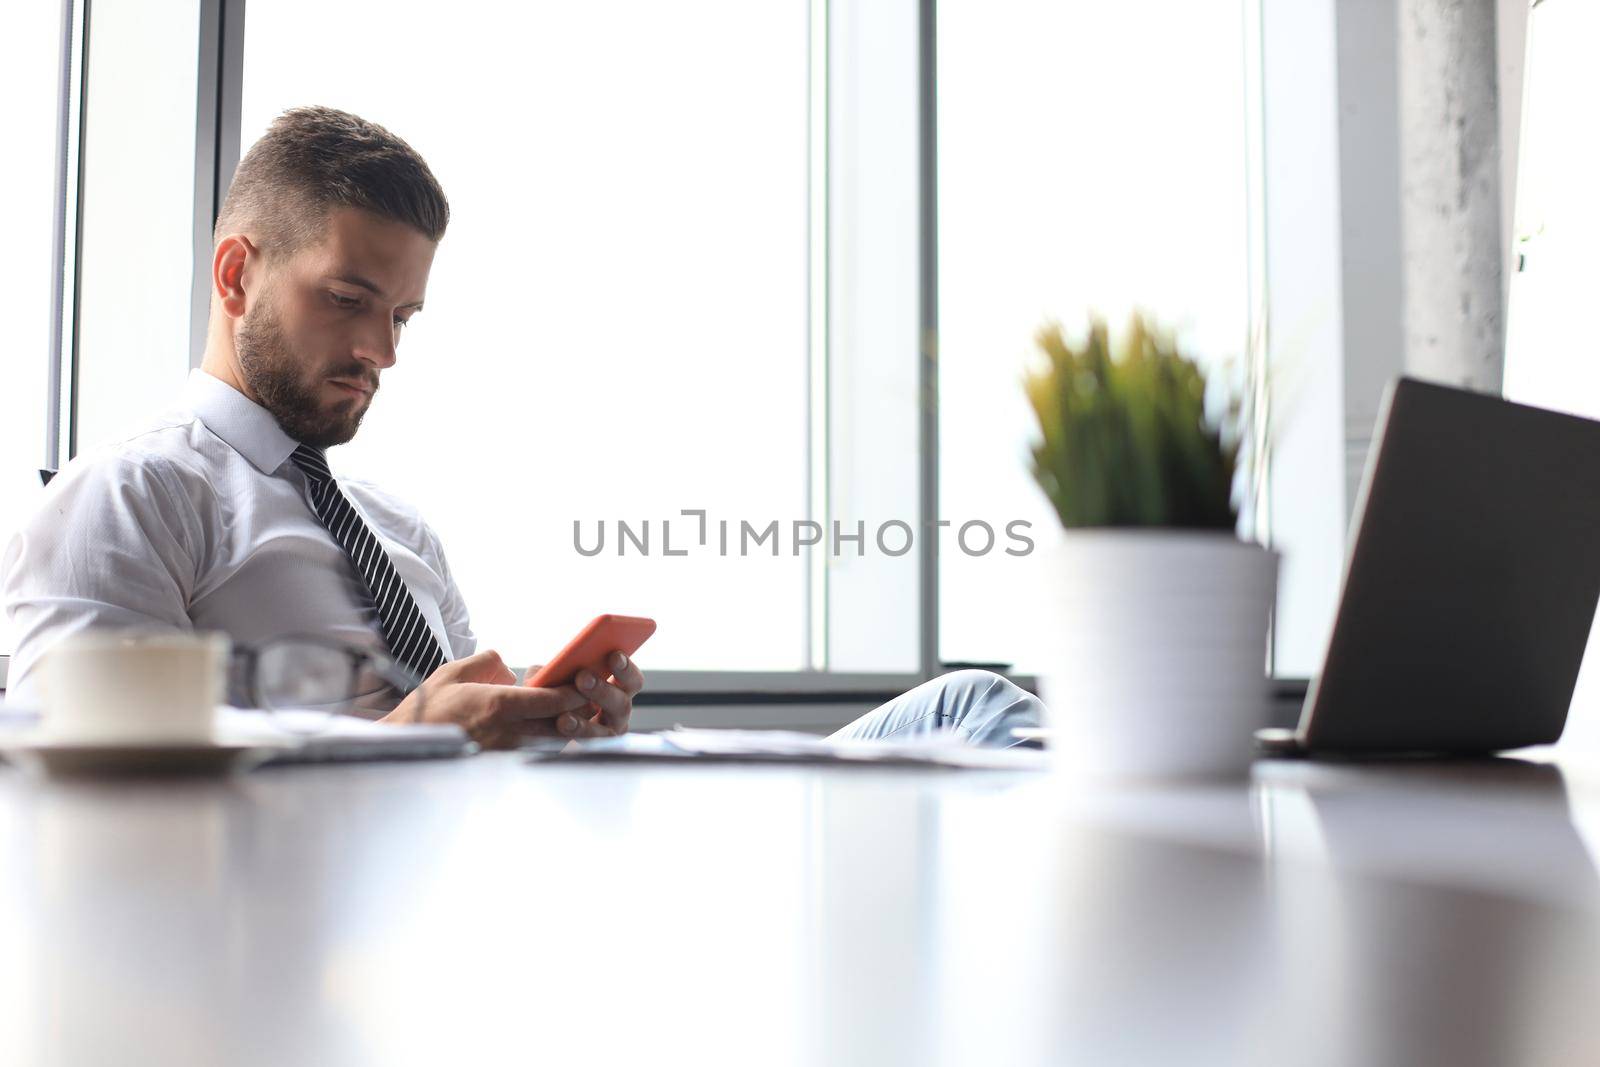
212, 234, 258, 319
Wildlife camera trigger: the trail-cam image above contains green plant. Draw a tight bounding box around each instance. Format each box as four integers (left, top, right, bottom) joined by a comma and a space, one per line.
1023, 313, 1239, 530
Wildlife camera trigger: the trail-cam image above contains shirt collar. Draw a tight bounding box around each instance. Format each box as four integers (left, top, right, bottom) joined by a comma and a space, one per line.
183, 369, 302, 476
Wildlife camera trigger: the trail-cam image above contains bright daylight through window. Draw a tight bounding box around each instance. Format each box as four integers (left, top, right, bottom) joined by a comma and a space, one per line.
6, 0, 1283, 684
242, 0, 810, 671
73, 0, 201, 454
0, 2, 65, 656
936, 0, 1250, 675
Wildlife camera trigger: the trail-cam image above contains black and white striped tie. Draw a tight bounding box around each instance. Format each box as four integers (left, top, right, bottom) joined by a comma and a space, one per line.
290, 444, 447, 680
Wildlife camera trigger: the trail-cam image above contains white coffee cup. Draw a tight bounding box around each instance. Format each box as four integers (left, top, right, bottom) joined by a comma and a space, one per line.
38, 631, 230, 744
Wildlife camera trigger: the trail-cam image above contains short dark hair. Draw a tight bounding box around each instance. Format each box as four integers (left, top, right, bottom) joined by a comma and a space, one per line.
215, 106, 449, 255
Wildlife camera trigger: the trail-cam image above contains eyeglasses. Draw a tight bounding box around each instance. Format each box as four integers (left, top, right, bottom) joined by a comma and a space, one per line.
229, 635, 426, 730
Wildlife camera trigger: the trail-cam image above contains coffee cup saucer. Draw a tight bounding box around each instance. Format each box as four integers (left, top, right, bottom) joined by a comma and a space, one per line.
0, 731, 295, 777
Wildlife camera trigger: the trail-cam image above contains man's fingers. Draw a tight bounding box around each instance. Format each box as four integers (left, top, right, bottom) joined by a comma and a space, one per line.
574, 671, 629, 723
491, 682, 590, 718
563, 711, 615, 739
496, 693, 615, 740
487, 682, 626, 742
606, 651, 644, 696
574, 670, 636, 734
517, 710, 615, 740
420, 680, 617, 749
479, 714, 612, 747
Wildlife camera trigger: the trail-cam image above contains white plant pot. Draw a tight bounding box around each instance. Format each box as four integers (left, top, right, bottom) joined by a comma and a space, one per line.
1039, 530, 1280, 780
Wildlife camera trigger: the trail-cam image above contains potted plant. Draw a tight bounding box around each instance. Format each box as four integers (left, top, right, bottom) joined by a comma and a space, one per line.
1023, 313, 1278, 778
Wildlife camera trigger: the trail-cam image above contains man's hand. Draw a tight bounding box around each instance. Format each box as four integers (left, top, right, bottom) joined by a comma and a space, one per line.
530, 649, 644, 737
384, 649, 630, 750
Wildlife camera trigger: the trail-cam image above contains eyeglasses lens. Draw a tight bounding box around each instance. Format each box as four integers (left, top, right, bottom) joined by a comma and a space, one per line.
256, 641, 356, 711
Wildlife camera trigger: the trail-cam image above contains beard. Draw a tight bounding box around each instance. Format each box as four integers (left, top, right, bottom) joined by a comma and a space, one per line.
235, 298, 377, 448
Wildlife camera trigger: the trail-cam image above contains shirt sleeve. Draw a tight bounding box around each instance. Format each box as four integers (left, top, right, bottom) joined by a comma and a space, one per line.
424, 522, 478, 661
2, 450, 199, 706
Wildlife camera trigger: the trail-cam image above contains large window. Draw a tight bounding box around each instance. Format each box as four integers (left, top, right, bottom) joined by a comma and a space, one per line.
0, 1, 67, 654
937, 0, 1251, 673
4, 0, 1268, 691
241, 1, 811, 671
6, 0, 1556, 702
0, 0, 201, 668
73, 0, 201, 453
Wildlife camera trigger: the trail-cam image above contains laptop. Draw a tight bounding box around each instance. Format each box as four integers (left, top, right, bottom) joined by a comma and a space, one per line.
1256, 377, 1600, 757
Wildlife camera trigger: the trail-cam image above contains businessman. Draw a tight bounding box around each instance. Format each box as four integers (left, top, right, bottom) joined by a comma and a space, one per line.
2, 107, 1043, 749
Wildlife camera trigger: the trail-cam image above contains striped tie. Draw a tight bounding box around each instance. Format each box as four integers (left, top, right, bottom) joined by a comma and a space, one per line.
290, 444, 447, 680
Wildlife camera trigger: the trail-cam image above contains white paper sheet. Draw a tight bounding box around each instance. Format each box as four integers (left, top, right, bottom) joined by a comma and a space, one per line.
530, 726, 1046, 770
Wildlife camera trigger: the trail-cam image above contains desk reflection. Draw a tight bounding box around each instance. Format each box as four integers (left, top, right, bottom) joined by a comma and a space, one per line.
1253, 759, 1600, 1067
3, 757, 1600, 1066
953, 759, 1600, 1065
0, 764, 485, 1065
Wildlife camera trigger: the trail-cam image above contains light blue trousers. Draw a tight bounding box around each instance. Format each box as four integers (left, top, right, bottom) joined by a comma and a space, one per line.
828, 669, 1045, 748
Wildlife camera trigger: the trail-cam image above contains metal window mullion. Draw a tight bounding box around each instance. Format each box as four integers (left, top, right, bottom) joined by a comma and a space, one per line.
52, 0, 90, 466
804, 0, 831, 673
917, 0, 939, 680
45, 0, 76, 472
191, 0, 247, 369
1242, 0, 1276, 670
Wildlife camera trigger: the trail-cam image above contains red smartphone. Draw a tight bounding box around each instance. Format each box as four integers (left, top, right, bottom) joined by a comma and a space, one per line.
525, 614, 657, 690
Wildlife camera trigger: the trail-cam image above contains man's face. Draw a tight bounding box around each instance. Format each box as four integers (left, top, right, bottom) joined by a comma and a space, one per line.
235, 207, 437, 448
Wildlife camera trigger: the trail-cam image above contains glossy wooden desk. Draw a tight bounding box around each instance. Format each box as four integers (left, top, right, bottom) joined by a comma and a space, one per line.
3, 750, 1600, 1065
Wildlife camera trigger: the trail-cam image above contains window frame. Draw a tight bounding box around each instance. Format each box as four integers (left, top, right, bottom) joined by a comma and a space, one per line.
209, 0, 948, 693
1, 0, 1258, 706
0, 0, 85, 691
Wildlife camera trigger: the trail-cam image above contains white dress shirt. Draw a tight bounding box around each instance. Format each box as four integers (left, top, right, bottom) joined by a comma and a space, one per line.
2, 369, 476, 708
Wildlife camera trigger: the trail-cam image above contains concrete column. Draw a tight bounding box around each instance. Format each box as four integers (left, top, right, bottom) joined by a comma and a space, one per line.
1260, 0, 1528, 674
1397, 0, 1507, 391
1333, 0, 1526, 504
